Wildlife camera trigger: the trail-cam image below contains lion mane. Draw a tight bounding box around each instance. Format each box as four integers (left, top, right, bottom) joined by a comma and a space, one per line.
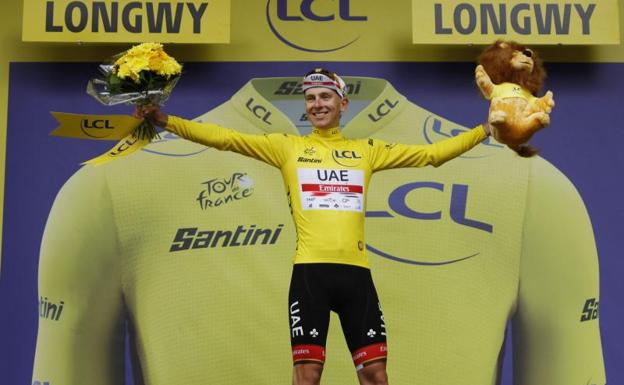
478, 40, 546, 95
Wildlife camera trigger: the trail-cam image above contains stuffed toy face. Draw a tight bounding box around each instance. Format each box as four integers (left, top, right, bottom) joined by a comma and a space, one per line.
510, 47, 534, 73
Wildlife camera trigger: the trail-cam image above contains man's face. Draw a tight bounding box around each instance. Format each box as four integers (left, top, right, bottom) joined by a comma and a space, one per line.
304, 87, 349, 129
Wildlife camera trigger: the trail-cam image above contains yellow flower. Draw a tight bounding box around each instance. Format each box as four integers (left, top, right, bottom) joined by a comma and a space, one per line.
150, 53, 182, 77
126, 42, 163, 57
113, 42, 181, 81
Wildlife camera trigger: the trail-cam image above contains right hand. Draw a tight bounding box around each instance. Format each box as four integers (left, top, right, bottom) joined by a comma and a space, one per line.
134, 104, 169, 127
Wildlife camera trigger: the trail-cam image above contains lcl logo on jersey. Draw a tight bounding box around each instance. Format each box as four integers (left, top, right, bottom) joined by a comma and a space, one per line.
423, 115, 503, 158
266, 0, 367, 52
366, 181, 493, 265
332, 149, 362, 167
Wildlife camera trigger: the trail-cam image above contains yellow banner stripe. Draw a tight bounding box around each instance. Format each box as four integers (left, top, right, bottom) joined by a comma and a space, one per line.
50, 112, 140, 140
82, 134, 151, 166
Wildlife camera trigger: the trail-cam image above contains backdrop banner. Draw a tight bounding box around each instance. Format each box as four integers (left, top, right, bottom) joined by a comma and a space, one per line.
412, 0, 621, 44
21, 0, 231, 43
0, 61, 621, 385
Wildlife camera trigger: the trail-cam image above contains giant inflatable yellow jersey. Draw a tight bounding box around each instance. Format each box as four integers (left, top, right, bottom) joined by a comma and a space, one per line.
33, 77, 605, 385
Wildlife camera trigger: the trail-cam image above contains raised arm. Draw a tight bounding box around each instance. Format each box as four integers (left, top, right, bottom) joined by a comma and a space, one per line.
512, 159, 605, 385
32, 166, 126, 385
369, 124, 490, 171
136, 105, 288, 168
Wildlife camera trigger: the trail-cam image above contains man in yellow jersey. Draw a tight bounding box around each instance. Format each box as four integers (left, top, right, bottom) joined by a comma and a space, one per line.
136, 68, 492, 385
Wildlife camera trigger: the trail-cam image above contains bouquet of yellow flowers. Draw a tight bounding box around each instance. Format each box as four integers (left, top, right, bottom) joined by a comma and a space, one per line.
87, 42, 182, 141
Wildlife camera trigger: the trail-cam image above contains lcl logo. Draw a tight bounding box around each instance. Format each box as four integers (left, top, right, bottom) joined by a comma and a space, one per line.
80, 119, 115, 138
266, 0, 367, 52
366, 181, 493, 266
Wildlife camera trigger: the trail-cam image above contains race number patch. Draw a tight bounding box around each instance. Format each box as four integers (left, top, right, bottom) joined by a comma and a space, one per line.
297, 168, 364, 212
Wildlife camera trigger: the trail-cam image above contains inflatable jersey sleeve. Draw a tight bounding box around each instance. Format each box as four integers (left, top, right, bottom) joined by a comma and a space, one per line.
513, 158, 606, 385
33, 166, 126, 385
368, 125, 488, 171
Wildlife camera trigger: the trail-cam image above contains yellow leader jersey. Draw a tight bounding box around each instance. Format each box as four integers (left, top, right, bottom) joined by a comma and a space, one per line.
488, 82, 538, 103
33, 77, 605, 385
165, 114, 487, 268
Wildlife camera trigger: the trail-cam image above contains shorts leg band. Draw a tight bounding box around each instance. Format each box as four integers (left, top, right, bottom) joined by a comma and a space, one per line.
352, 342, 388, 370
292, 344, 326, 365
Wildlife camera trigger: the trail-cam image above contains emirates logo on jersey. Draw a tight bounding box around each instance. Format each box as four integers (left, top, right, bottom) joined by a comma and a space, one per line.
196, 172, 255, 209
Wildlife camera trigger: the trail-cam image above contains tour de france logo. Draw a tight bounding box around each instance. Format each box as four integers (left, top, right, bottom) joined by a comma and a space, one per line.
266, 0, 368, 52
196, 172, 255, 210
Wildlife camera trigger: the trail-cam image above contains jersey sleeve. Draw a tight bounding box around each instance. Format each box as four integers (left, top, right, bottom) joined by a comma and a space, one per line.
512, 159, 606, 385
166, 115, 289, 167
32, 166, 126, 385
368, 125, 487, 171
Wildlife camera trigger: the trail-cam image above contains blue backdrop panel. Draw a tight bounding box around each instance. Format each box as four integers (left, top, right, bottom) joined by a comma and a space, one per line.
1, 62, 622, 384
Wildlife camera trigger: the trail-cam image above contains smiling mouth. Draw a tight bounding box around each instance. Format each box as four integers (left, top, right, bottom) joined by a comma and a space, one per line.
313, 111, 329, 118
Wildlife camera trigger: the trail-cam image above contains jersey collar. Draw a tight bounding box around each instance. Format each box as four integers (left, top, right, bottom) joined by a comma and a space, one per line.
341, 80, 406, 139
309, 127, 344, 142
230, 80, 300, 135
229, 77, 405, 138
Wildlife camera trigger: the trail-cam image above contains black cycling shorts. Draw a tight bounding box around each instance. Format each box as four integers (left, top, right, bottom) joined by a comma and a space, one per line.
288, 263, 388, 369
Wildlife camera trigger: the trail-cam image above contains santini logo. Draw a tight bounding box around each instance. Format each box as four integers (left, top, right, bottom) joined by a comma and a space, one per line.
580, 298, 600, 322
275, 80, 362, 96
266, 0, 367, 52
39, 297, 64, 321
170, 224, 284, 252
298, 157, 322, 163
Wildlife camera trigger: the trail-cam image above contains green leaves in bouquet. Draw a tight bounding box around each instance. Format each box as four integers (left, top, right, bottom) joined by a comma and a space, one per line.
133, 119, 159, 141
106, 70, 177, 94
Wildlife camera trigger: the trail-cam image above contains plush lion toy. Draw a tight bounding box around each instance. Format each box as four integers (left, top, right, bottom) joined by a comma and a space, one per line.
475, 40, 555, 157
